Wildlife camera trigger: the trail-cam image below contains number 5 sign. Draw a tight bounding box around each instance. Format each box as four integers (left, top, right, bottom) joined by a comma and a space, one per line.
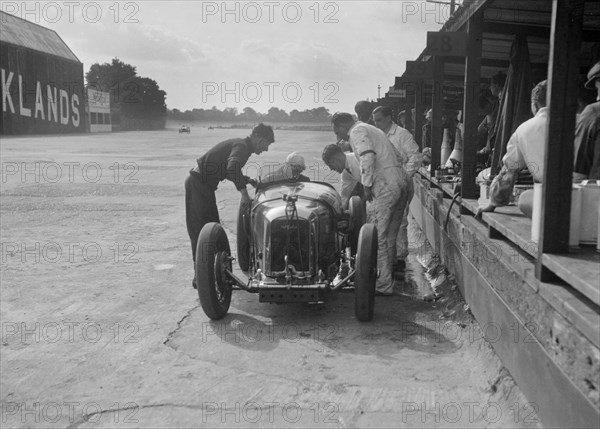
425, 32, 467, 56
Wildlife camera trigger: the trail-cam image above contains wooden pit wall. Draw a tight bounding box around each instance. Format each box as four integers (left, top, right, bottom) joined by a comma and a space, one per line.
409, 174, 599, 428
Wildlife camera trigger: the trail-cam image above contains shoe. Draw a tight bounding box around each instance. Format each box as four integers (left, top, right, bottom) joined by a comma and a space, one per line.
192, 276, 197, 289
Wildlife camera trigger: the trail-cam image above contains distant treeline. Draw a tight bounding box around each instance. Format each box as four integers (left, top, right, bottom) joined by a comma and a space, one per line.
86, 58, 167, 131
167, 106, 332, 123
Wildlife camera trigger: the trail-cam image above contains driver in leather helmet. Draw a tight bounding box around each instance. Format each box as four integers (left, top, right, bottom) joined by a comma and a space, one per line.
261, 152, 311, 183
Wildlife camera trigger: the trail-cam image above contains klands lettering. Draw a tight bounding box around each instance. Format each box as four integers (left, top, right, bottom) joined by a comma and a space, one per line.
1, 68, 81, 127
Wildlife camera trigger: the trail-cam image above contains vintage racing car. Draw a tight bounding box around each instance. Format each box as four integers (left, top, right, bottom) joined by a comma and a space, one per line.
195, 180, 378, 322
179, 125, 191, 133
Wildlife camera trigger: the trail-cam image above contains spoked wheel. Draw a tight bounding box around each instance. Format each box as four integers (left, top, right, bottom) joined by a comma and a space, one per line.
196, 222, 233, 320
354, 223, 378, 322
236, 198, 251, 271
348, 196, 366, 255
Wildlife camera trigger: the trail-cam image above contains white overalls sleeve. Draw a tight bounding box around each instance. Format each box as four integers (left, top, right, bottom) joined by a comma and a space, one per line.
400, 132, 422, 177
340, 170, 356, 207
352, 126, 376, 187
489, 132, 525, 206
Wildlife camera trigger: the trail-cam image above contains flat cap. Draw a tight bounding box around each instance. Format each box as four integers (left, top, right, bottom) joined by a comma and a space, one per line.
585, 62, 600, 89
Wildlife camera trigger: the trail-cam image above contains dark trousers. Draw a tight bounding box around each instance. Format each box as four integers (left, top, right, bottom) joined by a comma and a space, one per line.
185, 173, 219, 262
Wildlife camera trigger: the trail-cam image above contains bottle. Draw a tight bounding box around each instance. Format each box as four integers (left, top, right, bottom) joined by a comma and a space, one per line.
440, 128, 452, 167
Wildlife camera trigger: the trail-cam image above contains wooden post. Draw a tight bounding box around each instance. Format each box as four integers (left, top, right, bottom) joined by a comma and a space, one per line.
535, 0, 583, 280
431, 57, 444, 174
461, 10, 483, 201
414, 80, 424, 150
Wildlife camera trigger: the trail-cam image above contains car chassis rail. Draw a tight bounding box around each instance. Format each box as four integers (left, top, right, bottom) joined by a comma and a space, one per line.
223, 266, 356, 293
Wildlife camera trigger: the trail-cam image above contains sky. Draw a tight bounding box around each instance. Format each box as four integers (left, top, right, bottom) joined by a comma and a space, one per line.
5, 1, 450, 114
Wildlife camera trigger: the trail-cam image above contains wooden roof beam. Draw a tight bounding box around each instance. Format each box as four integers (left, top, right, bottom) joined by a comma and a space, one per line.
483, 20, 599, 41
444, 57, 548, 70
483, 22, 550, 38
445, 0, 495, 32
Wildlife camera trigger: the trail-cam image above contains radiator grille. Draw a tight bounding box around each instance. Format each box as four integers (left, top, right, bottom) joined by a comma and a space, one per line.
270, 219, 310, 272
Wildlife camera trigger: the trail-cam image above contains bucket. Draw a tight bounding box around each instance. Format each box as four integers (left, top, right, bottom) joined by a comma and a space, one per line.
445, 148, 462, 169
597, 200, 600, 252
444, 128, 463, 169
479, 183, 490, 207
569, 186, 582, 248
440, 129, 452, 167
531, 184, 542, 242
531, 183, 583, 246
579, 180, 600, 245
513, 185, 533, 205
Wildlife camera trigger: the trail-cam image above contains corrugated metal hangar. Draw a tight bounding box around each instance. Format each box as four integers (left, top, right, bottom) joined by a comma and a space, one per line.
0, 11, 86, 134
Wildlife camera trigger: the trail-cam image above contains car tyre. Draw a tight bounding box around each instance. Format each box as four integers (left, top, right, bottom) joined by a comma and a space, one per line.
354, 223, 377, 322
196, 222, 232, 320
348, 196, 366, 254
236, 198, 251, 271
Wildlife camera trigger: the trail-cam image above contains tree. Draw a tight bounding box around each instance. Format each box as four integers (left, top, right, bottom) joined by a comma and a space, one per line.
124, 76, 166, 121
86, 58, 136, 94
312, 107, 331, 122
240, 107, 260, 122
85, 58, 167, 130
265, 107, 289, 122
167, 104, 333, 124
223, 107, 238, 121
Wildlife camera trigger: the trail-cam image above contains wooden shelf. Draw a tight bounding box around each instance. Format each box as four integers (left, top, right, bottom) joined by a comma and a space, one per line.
460, 198, 480, 214
416, 169, 599, 306
482, 206, 538, 258
542, 249, 600, 305
419, 169, 538, 257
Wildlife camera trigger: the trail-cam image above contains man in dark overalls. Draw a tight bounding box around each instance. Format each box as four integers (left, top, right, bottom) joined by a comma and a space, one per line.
185, 123, 275, 288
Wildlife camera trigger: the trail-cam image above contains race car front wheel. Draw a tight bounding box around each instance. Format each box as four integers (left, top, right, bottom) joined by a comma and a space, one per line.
236, 198, 251, 272
196, 222, 232, 320
354, 223, 377, 322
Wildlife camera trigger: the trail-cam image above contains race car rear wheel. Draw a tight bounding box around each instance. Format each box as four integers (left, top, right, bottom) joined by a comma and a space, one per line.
354, 223, 377, 322
196, 222, 232, 320
236, 198, 251, 271
348, 196, 366, 254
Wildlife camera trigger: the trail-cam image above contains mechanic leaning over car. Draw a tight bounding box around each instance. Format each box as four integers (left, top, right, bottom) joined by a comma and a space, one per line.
321, 144, 362, 209
331, 112, 410, 296
185, 123, 275, 289
372, 105, 422, 272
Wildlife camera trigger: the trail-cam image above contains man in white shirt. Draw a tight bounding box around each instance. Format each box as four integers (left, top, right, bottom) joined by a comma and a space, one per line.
373, 106, 422, 271
478, 80, 549, 218
331, 112, 409, 295
322, 144, 362, 208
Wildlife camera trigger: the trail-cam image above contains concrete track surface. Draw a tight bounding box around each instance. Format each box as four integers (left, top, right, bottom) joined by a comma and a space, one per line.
1, 127, 539, 428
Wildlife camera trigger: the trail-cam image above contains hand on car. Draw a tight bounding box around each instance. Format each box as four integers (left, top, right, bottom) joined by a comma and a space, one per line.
241, 189, 251, 208
247, 178, 258, 188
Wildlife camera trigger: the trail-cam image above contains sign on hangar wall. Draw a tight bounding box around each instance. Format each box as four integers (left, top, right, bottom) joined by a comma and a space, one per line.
1, 43, 85, 135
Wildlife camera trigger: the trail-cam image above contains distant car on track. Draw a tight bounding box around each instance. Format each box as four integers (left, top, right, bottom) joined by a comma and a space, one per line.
179, 125, 190, 133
